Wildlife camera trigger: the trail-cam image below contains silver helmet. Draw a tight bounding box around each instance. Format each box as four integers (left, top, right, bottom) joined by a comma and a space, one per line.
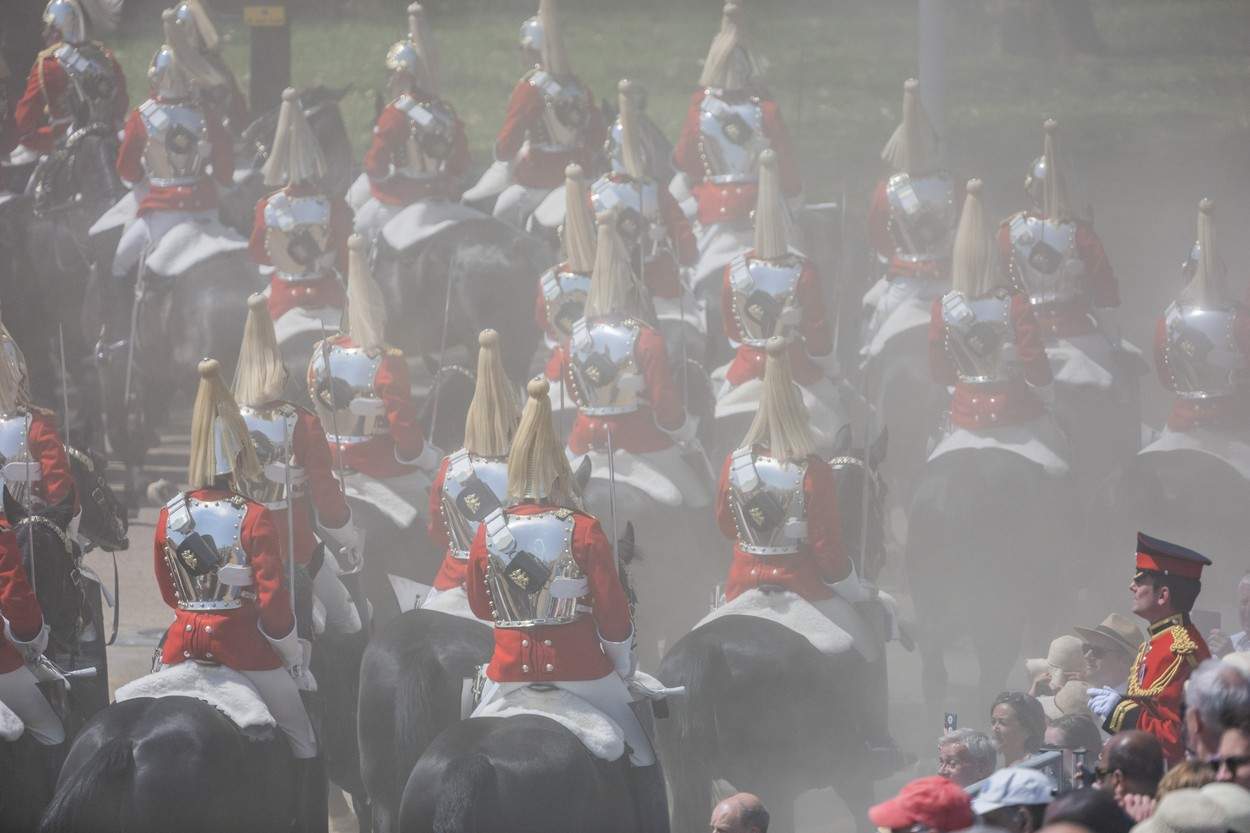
43, 0, 87, 44
519, 15, 543, 58
386, 38, 423, 79
148, 44, 191, 99
1024, 154, 1046, 210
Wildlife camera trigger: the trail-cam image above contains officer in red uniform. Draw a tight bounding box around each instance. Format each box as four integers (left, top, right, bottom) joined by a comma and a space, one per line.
14, 0, 128, 154
467, 376, 666, 830
234, 294, 364, 636
535, 164, 595, 391
0, 525, 64, 748
1088, 533, 1212, 766
249, 89, 350, 324
169, 0, 249, 134
425, 329, 518, 607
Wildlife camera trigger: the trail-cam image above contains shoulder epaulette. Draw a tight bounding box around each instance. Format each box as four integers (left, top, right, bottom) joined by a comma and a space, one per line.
1169, 624, 1199, 655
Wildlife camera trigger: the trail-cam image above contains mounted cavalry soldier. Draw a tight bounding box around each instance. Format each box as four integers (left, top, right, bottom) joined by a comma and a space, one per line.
927, 179, 1068, 477
353, 3, 472, 245
234, 294, 365, 638
152, 358, 323, 819
594, 79, 701, 360
466, 376, 668, 833
169, 0, 249, 134
672, 2, 800, 295
996, 118, 1139, 487
565, 212, 711, 511
424, 329, 520, 615
715, 148, 844, 450
249, 88, 350, 342
14, 0, 128, 156
474, 0, 605, 230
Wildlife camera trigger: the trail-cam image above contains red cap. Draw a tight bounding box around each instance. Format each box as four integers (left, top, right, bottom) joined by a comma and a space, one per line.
868, 776, 974, 833
1135, 532, 1211, 580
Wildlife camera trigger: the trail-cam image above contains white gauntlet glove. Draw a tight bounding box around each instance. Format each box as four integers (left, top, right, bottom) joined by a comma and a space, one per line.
320, 509, 365, 575
599, 629, 637, 680
260, 622, 317, 691
5, 619, 49, 664
1086, 686, 1123, 721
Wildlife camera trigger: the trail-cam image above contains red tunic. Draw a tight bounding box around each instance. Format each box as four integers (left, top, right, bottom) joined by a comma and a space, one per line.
672, 88, 800, 226
1154, 309, 1250, 432
426, 454, 464, 592
928, 292, 1053, 429
363, 90, 470, 206
565, 320, 685, 454
0, 527, 43, 674
25, 411, 79, 514
494, 71, 606, 190
716, 450, 849, 602
866, 177, 965, 281
720, 253, 832, 387
1105, 613, 1210, 766
257, 405, 350, 566
467, 502, 632, 682
996, 212, 1120, 338
155, 489, 293, 671
320, 335, 427, 479
249, 184, 351, 321
594, 174, 697, 299
115, 101, 233, 216
14, 44, 128, 153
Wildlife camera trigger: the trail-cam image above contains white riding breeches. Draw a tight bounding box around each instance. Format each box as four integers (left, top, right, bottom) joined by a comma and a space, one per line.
492, 183, 548, 230
0, 666, 65, 745
112, 209, 216, 277
239, 668, 317, 759
313, 558, 361, 635
478, 674, 656, 766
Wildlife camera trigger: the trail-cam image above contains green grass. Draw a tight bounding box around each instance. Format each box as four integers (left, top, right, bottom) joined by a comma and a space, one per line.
105, 0, 1250, 201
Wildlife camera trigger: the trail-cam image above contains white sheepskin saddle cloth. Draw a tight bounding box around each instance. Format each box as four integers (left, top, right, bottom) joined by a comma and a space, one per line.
472, 684, 625, 762
343, 469, 431, 528
381, 199, 488, 254
928, 414, 1070, 477
568, 446, 712, 509
0, 698, 24, 741
145, 216, 248, 278
89, 189, 138, 238
691, 219, 752, 291
272, 304, 341, 347
419, 584, 485, 623
695, 587, 880, 661
1139, 425, 1250, 482
1047, 334, 1146, 390
115, 663, 275, 733
861, 276, 944, 361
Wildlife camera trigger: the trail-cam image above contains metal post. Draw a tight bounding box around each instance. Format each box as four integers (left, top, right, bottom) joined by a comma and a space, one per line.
245, 2, 290, 116
918, 0, 947, 144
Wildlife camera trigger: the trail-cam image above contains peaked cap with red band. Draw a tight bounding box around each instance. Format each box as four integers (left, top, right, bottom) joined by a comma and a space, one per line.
1135, 532, 1211, 580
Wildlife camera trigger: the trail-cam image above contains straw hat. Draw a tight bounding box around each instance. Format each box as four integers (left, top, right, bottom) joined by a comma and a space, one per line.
1072, 613, 1145, 658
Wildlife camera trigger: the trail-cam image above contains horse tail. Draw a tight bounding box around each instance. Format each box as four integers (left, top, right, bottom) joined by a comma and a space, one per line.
39, 738, 134, 833
393, 634, 446, 789
432, 754, 496, 833
661, 636, 727, 833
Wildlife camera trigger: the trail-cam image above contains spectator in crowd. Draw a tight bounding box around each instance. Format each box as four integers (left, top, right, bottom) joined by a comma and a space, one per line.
1206, 574, 1250, 657
1029, 636, 1087, 697
971, 768, 1054, 833
993, 692, 1048, 766
1185, 660, 1250, 759
1215, 724, 1250, 791
710, 793, 769, 833
1042, 681, 1098, 723
868, 776, 974, 833
1044, 714, 1103, 754
1199, 783, 1250, 833
1094, 731, 1164, 816
1157, 761, 1217, 798
1043, 787, 1133, 833
1131, 789, 1227, 833
939, 728, 998, 787
1073, 614, 1144, 689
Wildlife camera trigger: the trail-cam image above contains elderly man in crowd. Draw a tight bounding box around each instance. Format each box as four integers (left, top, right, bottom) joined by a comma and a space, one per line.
1094, 730, 1164, 821
938, 728, 998, 787
971, 768, 1054, 833
710, 793, 769, 833
1073, 613, 1144, 690
1185, 659, 1250, 760
869, 776, 974, 833
1207, 574, 1250, 657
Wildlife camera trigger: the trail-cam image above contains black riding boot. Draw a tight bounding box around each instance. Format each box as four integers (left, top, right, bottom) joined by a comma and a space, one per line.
627, 763, 670, 833
293, 756, 328, 833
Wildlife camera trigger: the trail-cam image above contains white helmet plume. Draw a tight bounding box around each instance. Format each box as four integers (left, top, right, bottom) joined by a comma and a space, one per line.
262, 88, 328, 187
407, 3, 440, 94
506, 378, 579, 506
1041, 118, 1074, 222
881, 78, 940, 176
537, 0, 572, 79
741, 337, 816, 462
345, 234, 388, 352
583, 209, 646, 320
562, 164, 596, 274
753, 148, 789, 260
1179, 199, 1227, 308
233, 294, 287, 408
188, 358, 261, 490
463, 329, 521, 458
949, 179, 1002, 298
699, 3, 759, 90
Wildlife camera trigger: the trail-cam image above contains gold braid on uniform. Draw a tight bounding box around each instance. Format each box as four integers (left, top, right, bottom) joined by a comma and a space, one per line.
1126, 618, 1200, 699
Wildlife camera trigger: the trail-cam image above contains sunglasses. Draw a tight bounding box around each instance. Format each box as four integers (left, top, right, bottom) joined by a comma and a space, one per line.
1082, 644, 1107, 659
1209, 755, 1250, 777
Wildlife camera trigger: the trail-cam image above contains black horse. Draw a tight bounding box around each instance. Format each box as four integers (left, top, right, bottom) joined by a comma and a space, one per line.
656, 429, 890, 833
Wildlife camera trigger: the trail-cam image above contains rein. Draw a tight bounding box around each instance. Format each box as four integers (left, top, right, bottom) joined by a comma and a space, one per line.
17, 513, 73, 557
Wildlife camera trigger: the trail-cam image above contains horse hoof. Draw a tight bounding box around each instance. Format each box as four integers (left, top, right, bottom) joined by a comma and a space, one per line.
146, 478, 177, 505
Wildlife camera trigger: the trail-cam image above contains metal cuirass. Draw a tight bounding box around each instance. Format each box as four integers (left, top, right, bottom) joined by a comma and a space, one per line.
1163, 303, 1249, 400
391, 94, 458, 179
728, 253, 803, 347
54, 42, 119, 130
484, 507, 584, 627
263, 192, 333, 280
307, 342, 387, 450
161, 492, 252, 611
1008, 214, 1087, 307
440, 449, 508, 559
568, 318, 644, 416
0, 413, 37, 508
590, 175, 665, 259
885, 171, 957, 263
528, 70, 591, 152
139, 99, 210, 187
541, 267, 592, 341
698, 92, 768, 184
237, 404, 304, 508
729, 448, 807, 556
941, 290, 1019, 385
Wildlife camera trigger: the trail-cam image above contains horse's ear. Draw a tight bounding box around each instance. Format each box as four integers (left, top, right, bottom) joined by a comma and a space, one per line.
831, 423, 852, 456
2, 488, 22, 524
869, 426, 889, 468
574, 456, 592, 494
